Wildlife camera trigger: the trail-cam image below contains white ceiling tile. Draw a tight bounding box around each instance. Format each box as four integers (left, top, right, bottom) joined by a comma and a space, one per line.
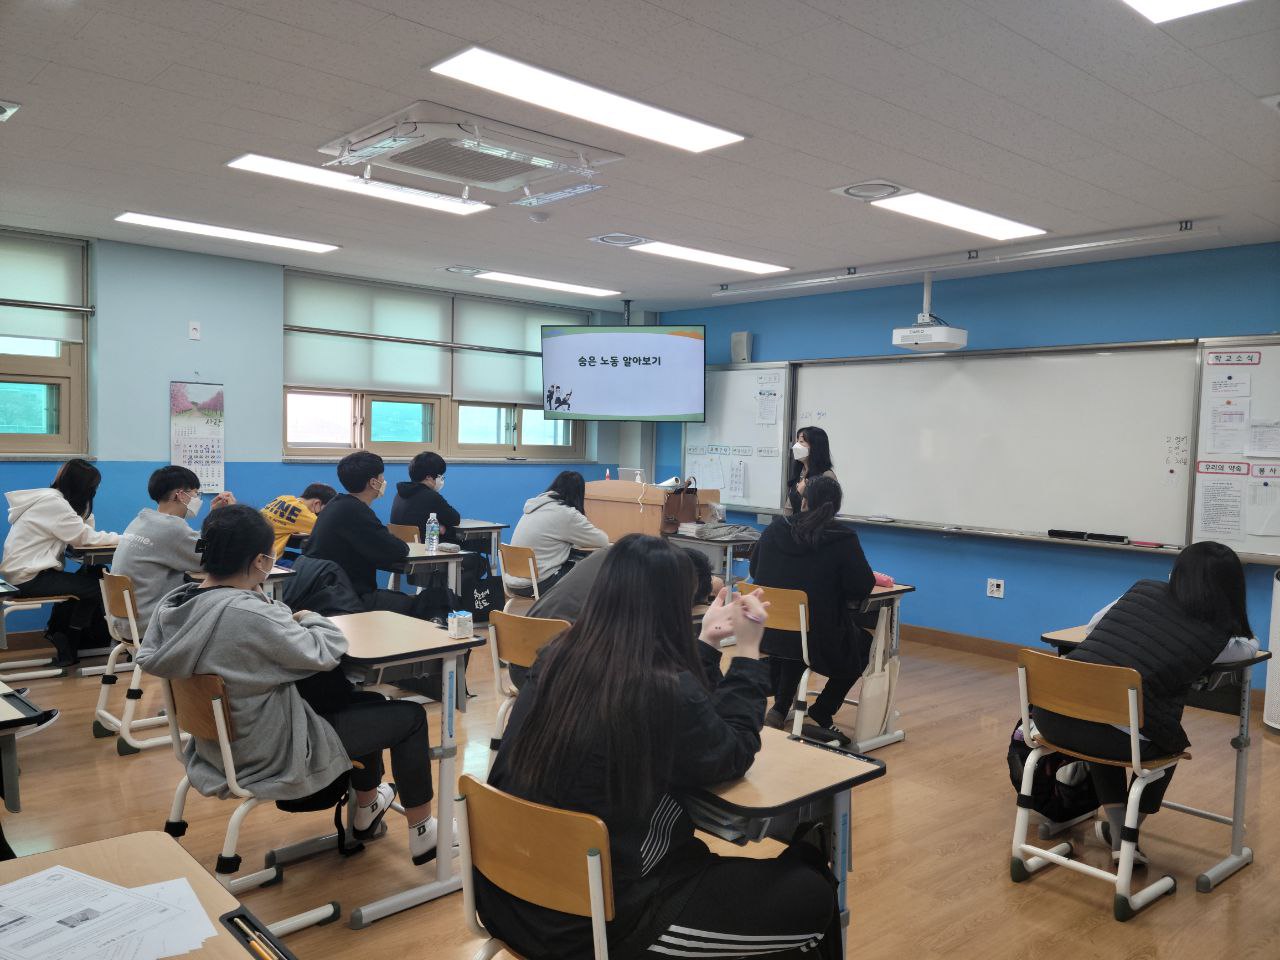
1054, 151, 1179, 192
496, 0, 686, 45
1158, 0, 1280, 48
349, 0, 542, 45
646, 0, 836, 46
0, 51, 48, 86
215, 0, 389, 40
1139, 78, 1280, 176
1194, 28, 1280, 96
799, 0, 995, 46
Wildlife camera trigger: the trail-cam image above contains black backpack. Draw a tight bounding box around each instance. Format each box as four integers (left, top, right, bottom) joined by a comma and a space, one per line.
1007, 721, 1099, 824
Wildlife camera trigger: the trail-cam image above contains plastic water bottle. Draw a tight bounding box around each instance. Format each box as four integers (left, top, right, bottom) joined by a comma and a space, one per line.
426, 513, 440, 553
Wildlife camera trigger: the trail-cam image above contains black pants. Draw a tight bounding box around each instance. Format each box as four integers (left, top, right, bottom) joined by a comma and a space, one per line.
1032, 708, 1177, 815
17, 566, 109, 650
771, 659, 855, 728
324, 696, 434, 808
640, 842, 840, 959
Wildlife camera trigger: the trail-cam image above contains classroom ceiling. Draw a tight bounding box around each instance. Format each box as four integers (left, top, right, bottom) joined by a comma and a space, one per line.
0, 0, 1278, 312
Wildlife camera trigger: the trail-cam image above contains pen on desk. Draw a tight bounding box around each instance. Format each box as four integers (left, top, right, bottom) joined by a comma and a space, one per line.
232, 917, 283, 960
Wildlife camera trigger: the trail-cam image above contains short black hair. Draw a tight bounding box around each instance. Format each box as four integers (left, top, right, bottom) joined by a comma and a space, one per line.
147, 465, 201, 503
408, 452, 447, 483
199, 504, 274, 576
300, 482, 337, 504
681, 548, 715, 605
336, 451, 385, 493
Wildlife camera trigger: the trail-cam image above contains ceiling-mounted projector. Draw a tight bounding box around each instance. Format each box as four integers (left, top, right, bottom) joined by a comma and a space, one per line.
892, 272, 968, 351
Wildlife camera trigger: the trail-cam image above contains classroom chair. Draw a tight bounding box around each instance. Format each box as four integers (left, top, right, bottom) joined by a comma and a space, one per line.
0, 594, 79, 683
91, 573, 178, 755
487, 611, 570, 763
458, 774, 614, 960
1011, 649, 1185, 921
159, 674, 344, 937
741, 584, 820, 740
386, 524, 420, 591
497, 544, 540, 616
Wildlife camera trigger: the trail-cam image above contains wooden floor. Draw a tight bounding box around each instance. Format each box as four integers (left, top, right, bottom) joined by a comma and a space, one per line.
3, 639, 1276, 959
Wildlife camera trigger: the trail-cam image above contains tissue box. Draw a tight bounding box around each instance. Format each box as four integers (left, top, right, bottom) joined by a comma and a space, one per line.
447, 611, 474, 638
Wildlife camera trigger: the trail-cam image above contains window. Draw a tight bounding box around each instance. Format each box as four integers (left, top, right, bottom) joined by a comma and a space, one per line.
370, 399, 434, 444
285, 391, 356, 453
519, 407, 573, 448
452, 401, 585, 458
283, 388, 441, 458
0, 232, 87, 454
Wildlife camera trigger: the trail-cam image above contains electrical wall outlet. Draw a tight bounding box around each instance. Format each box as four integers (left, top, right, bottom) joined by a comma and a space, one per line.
987, 578, 1005, 599
188, 320, 201, 340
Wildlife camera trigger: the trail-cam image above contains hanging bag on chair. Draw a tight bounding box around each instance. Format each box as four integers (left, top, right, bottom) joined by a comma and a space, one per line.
661, 477, 701, 535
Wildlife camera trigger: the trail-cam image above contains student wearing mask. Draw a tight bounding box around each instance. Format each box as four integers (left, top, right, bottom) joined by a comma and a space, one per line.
112, 465, 235, 637
751, 476, 876, 748
137, 505, 448, 865
261, 483, 336, 558
1032, 541, 1258, 868
504, 471, 609, 598
390, 452, 461, 543
481, 534, 841, 960
1, 459, 121, 665
785, 426, 835, 515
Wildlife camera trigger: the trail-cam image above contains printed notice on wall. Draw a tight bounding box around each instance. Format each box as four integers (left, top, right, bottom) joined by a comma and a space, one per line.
1208, 370, 1250, 398
1247, 479, 1280, 536
755, 388, 778, 425
170, 381, 224, 493
727, 460, 746, 501
1246, 420, 1280, 458
1197, 474, 1245, 540
1206, 398, 1249, 454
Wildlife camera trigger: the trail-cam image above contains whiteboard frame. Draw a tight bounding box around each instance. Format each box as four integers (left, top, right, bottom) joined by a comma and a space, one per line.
793, 338, 1209, 559
682, 362, 793, 514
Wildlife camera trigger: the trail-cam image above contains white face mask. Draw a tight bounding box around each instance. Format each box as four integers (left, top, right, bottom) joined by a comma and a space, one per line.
255, 555, 275, 578
183, 492, 202, 519
434, 477, 445, 493
791, 442, 809, 461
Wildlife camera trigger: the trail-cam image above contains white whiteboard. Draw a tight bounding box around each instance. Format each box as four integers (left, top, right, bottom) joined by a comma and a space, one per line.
684, 365, 791, 512
1192, 338, 1280, 560
794, 346, 1198, 544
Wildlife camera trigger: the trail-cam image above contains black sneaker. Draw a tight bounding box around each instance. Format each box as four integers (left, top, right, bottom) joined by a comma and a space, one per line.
763, 708, 786, 730
801, 721, 852, 748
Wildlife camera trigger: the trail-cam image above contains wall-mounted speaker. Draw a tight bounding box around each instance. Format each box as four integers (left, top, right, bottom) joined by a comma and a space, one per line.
730, 331, 753, 364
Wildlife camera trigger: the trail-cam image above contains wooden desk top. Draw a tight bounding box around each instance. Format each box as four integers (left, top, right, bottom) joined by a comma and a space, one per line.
0, 832, 248, 958
667, 531, 761, 546
400, 543, 474, 562
330, 610, 485, 665
869, 583, 915, 601
691, 728, 885, 818
456, 519, 509, 531
1041, 625, 1271, 672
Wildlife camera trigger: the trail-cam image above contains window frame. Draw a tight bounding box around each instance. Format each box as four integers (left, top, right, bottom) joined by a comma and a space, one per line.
363, 392, 443, 458
282, 387, 360, 459
449, 400, 519, 457
515, 404, 585, 459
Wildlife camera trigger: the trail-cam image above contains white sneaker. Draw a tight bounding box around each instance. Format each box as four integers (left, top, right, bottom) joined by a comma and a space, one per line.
409, 817, 460, 866
352, 783, 396, 839
1113, 847, 1149, 869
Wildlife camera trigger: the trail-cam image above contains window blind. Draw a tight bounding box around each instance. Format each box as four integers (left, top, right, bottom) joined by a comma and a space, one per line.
0, 233, 85, 343
452, 297, 587, 404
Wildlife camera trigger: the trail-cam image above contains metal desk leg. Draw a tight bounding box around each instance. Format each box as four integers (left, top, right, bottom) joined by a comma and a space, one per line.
1, 735, 20, 813
1195, 673, 1255, 892
723, 544, 736, 590
448, 560, 461, 598
829, 788, 852, 959
349, 653, 462, 928
489, 532, 500, 577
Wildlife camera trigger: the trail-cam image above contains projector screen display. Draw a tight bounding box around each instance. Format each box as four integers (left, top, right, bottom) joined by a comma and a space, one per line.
541, 325, 705, 422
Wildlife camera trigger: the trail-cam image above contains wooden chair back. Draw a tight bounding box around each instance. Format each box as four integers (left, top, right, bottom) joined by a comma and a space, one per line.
99, 572, 138, 621
743, 584, 808, 633
1018, 649, 1144, 728
459, 774, 614, 920
490, 611, 569, 670
167, 674, 236, 741
498, 544, 540, 588
388, 523, 420, 544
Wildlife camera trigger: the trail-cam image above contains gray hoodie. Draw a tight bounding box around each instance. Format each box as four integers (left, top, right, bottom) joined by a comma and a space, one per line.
110, 509, 202, 638
137, 582, 351, 801
504, 492, 609, 590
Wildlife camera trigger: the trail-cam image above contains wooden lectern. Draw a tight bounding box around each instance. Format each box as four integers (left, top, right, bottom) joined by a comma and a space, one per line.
584, 480, 721, 542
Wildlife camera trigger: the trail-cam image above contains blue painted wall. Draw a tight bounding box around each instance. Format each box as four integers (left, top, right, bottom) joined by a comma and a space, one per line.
661, 242, 1280, 683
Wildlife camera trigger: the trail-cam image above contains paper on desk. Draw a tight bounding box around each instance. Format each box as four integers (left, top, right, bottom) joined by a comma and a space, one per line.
130, 879, 217, 959
0, 866, 182, 960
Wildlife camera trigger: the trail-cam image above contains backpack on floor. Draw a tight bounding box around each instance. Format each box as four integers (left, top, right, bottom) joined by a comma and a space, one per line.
1007, 720, 1099, 823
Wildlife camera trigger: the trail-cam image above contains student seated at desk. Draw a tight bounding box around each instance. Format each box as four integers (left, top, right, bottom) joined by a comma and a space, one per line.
390, 452, 460, 543
1032, 541, 1259, 868
261, 483, 335, 558
504, 471, 609, 598
751, 476, 875, 748
0, 459, 121, 666
112, 466, 235, 637
137, 505, 447, 865
483, 534, 841, 960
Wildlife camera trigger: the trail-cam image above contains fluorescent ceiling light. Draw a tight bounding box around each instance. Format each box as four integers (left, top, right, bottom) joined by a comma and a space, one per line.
114, 212, 338, 253
1118, 0, 1249, 23
227, 154, 490, 216
474, 271, 621, 298
630, 241, 788, 275
870, 192, 1046, 241
431, 47, 743, 153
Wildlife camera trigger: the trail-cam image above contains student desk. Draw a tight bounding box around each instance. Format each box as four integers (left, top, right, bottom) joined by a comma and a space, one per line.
327, 611, 485, 929
454, 519, 508, 576
666, 531, 757, 587
849, 584, 915, 753
0, 831, 295, 958
186, 566, 296, 602
682, 728, 886, 959
0, 683, 53, 813
64, 543, 118, 567
1041, 625, 1271, 893
388, 543, 474, 596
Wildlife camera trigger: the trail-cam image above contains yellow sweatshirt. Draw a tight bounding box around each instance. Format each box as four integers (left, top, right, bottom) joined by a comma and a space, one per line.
261, 495, 317, 557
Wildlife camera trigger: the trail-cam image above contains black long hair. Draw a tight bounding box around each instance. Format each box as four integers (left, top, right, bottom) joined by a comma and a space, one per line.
199, 505, 275, 577
545, 470, 587, 515
51, 458, 101, 519
1168, 541, 1252, 639
789, 426, 833, 484
793, 475, 843, 549
502, 534, 705, 820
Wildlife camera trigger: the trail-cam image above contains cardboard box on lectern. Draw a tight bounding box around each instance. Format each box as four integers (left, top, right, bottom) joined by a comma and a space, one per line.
584, 480, 721, 542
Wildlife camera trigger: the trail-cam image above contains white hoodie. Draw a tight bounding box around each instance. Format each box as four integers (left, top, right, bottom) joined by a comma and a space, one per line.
504, 492, 609, 590
1, 488, 120, 585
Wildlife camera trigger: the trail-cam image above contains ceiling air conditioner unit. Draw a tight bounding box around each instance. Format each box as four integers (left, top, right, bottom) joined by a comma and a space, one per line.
318, 101, 623, 194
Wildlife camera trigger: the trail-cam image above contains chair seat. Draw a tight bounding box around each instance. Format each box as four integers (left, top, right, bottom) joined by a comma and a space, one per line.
1033, 735, 1189, 769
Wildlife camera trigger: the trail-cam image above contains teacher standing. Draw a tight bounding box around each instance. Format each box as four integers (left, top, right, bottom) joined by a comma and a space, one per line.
786, 426, 836, 514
